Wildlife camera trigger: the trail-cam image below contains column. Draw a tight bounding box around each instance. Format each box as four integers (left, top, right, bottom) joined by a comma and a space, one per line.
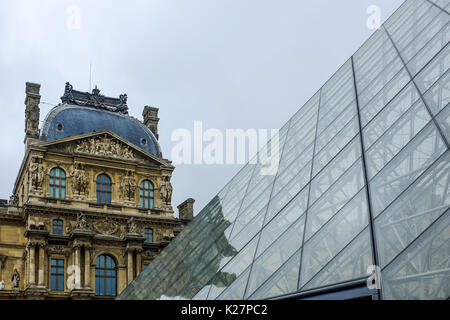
84, 248, 91, 288
136, 251, 142, 275
127, 251, 133, 284
38, 245, 45, 286
74, 246, 81, 289
28, 245, 36, 286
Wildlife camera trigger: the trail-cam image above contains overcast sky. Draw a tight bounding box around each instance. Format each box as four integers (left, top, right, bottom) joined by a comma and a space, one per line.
0, 0, 404, 215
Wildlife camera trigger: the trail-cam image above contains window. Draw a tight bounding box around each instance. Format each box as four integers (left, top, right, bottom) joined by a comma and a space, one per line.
49, 168, 66, 199
95, 255, 117, 296
143, 262, 150, 270
144, 228, 153, 243
96, 174, 112, 204
51, 259, 64, 291
140, 180, 154, 209
53, 219, 63, 235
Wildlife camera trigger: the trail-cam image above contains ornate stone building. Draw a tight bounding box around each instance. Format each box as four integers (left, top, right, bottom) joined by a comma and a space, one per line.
0, 82, 192, 299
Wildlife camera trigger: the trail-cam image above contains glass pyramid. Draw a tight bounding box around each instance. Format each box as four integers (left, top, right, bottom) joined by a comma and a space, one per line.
119, 0, 450, 300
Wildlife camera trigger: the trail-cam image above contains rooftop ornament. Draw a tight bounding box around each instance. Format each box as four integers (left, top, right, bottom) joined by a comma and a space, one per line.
61, 82, 129, 114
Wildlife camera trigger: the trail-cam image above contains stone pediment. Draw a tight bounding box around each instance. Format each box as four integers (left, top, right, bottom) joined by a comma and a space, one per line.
40, 131, 172, 168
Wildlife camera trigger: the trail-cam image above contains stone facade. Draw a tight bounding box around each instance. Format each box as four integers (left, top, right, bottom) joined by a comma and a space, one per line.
0, 83, 189, 300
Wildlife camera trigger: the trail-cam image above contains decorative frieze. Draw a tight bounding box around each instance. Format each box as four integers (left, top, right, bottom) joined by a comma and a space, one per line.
74, 135, 135, 160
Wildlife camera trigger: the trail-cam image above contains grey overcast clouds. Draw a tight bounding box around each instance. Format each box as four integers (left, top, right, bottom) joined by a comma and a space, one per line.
0, 0, 404, 215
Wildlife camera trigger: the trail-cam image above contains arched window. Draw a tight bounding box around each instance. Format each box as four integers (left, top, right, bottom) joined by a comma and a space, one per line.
95, 255, 117, 296
53, 219, 63, 235
144, 228, 153, 243
140, 180, 154, 209
96, 174, 112, 204
49, 168, 66, 199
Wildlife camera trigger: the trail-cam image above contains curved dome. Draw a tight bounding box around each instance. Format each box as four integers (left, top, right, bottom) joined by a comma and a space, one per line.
40, 104, 162, 157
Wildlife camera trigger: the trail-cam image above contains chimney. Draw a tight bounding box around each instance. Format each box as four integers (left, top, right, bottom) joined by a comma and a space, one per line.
177, 198, 195, 221
24, 82, 41, 145
142, 106, 159, 140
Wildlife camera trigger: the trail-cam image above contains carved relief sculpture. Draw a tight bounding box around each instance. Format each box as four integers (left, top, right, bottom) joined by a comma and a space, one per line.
71, 163, 89, 196
74, 135, 135, 160
120, 170, 137, 202
93, 218, 119, 236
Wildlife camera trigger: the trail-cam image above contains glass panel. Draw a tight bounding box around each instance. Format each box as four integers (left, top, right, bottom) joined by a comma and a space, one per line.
435, 103, 450, 141
375, 152, 450, 268
258, 187, 308, 256
58, 276, 64, 291
248, 250, 301, 300
385, 0, 431, 40
370, 122, 446, 216
207, 237, 258, 300
245, 216, 305, 298
360, 71, 414, 128
397, 11, 449, 62
265, 165, 310, 224
406, 22, 450, 76
414, 43, 450, 94
230, 187, 271, 238
275, 144, 313, 191
355, 44, 399, 93
216, 268, 250, 300
430, 0, 450, 8
357, 59, 404, 108
315, 101, 357, 153
313, 116, 360, 176
51, 277, 56, 291
302, 228, 373, 291
317, 97, 355, 136
381, 212, 450, 300
306, 188, 368, 243
365, 100, 431, 179
229, 209, 264, 252
299, 187, 369, 288
309, 137, 361, 206
423, 70, 450, 115
192, 286, 210, 300
363, 82, 421, 148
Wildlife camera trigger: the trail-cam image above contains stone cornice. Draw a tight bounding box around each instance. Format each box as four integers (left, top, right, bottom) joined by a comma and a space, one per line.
23, 202, 180, 227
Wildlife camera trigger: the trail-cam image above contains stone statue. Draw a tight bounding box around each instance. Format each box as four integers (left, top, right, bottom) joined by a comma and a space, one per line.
159, 176, 173, 205
9, 195, 18, 207
0, 280, 4, 290
126, 217, 139, 234
29, 157, 44, 190
71, 163, 89, 195
75, 212, 89, 230
120, 170, 137, 201
11, 269, 20, 289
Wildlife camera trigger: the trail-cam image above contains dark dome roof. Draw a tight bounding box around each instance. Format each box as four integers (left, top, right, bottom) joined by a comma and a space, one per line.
40, 104, 162, 157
